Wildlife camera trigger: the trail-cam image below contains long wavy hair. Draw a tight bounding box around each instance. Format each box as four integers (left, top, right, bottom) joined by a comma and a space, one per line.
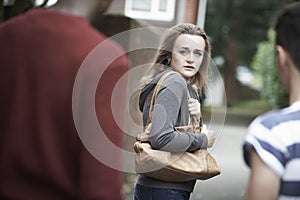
139, 23, 211, 95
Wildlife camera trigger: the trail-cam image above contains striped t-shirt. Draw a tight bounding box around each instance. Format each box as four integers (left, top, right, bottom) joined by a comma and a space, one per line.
243, 101, 300, 199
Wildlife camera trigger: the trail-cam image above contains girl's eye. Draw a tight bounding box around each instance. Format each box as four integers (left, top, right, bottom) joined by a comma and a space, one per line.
179, 50, 188, 55
194, 51, 202, 57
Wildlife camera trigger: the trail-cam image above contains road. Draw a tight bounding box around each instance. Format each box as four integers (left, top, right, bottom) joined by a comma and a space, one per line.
190, 124, 249, 200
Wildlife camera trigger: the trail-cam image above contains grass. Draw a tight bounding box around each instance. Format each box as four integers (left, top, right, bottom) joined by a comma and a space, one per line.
228, 99, 271, 115
202, 99, 272, 126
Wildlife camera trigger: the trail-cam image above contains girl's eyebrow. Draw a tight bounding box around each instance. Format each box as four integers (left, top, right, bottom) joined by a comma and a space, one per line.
179, 46, 203, 52
177, 47, 189, 51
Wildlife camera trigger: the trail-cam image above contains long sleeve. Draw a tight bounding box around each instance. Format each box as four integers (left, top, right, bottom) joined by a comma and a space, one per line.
148, 73, 207, 153
0, 9, 129, 200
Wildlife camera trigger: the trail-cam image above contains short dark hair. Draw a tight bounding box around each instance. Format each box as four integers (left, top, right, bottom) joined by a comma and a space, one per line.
275, 3, 300, 71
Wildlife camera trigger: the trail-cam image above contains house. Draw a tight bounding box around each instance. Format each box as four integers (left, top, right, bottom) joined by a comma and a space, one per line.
106, 0, 207, 28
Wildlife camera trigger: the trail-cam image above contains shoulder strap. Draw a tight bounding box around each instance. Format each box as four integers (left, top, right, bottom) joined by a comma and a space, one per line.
146, 71, 177, 126
187, 87, 203, 130
145, 71, 202, 132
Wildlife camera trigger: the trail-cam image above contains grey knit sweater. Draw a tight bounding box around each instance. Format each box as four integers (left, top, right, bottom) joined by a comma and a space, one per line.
137, 69, 208, 192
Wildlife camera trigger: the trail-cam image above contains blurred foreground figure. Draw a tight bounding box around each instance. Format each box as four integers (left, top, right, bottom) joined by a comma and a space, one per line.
243, 3, 300, 200
0, 0, 128, 199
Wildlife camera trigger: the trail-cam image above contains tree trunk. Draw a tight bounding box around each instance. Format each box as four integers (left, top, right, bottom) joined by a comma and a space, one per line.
224, 40, 238, 106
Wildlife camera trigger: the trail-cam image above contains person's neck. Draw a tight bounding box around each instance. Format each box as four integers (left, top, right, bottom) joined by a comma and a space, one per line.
49, 2, 91, 19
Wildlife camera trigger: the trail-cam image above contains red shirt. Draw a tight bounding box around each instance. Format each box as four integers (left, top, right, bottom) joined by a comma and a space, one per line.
0, 8, 128, 199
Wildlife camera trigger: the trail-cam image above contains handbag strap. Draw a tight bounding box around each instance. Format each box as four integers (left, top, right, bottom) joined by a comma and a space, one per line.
186, 88, 203, 133
146, 71, 202, 132
146, 71, 176, 126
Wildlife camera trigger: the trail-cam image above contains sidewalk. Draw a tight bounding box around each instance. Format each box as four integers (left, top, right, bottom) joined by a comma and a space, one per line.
190, 107, 257, 199
190, 124, 249, 200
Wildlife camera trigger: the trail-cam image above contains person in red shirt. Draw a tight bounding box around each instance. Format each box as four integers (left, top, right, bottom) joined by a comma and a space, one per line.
0, 0, 128, 199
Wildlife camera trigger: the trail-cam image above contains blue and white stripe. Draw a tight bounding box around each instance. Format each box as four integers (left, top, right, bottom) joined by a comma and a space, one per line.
244, 101, 300, 199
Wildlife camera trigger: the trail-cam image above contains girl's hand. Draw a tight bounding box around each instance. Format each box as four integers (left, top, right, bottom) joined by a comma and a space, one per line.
201, 124, 216, 148
188, 98, 201, 119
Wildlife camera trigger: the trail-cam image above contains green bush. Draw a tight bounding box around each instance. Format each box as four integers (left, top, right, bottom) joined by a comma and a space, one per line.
251, 29, 288, 109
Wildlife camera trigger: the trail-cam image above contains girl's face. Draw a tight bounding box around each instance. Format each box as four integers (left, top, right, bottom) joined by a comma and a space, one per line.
170, 34, 205, 79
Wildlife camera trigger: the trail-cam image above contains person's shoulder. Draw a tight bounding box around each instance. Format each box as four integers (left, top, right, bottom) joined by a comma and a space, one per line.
254, 105, 300, 131
0, 8, 38, 29
163, 70, 186, 86
250, 109, 284, 130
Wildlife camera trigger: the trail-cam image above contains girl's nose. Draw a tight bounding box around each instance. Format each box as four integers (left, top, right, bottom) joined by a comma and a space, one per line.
186, 54, 194, 63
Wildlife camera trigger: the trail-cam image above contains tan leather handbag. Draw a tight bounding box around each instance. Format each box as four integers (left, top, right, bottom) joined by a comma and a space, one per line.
134, 71, 221, 182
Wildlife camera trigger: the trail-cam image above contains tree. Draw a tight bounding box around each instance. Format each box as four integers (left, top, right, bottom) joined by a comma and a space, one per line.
205, 0, 296, 105
252, 29, 288, 108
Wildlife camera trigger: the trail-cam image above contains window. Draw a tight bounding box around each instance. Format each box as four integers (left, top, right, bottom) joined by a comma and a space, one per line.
35, 0, 57, 7
125, 0, 175, 21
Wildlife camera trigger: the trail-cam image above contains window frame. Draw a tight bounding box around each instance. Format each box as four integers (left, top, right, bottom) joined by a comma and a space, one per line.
124, 0, 176, 22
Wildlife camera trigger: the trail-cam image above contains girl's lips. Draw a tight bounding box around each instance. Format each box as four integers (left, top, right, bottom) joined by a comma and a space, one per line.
184, 65, 195, 69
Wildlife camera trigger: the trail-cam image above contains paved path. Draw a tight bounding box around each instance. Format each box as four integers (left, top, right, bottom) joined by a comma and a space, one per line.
190, 124, 249, 200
